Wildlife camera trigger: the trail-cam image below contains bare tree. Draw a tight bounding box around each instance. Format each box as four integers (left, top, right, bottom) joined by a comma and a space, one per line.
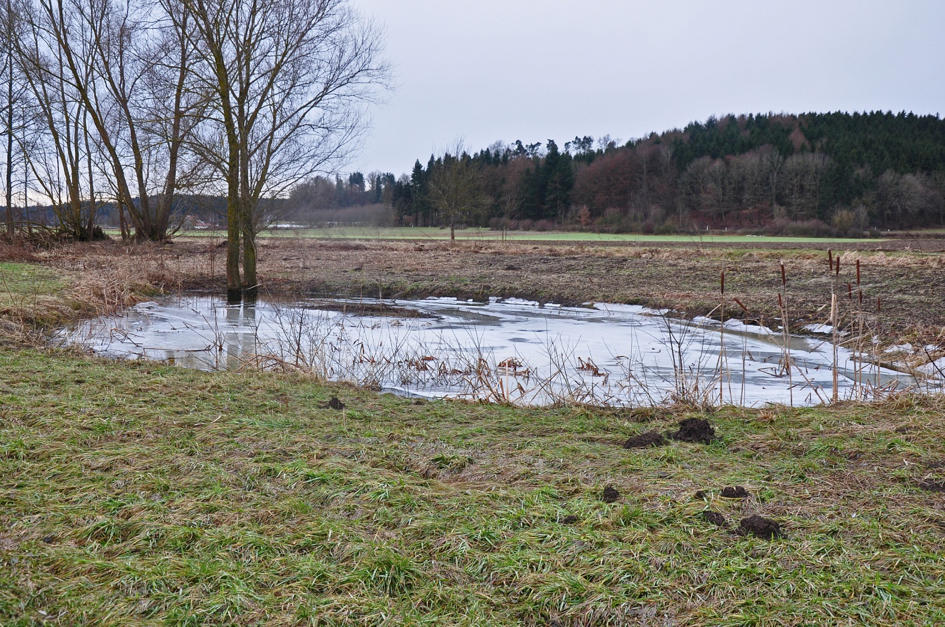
57, 0, 198, 240
182, 0, 386, 301
5, 0, 384, 263
8, 0, 198, 241
10, 0, 96, 238
3, 0, 14, 236
427, 146, 490, 242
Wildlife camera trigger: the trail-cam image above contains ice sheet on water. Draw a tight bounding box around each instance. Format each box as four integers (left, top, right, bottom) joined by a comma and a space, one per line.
919, 356, 945, 376
58, 295, 931, 408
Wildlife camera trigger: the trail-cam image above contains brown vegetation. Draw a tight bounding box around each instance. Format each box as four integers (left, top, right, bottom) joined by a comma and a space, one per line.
3, 235, 944, 349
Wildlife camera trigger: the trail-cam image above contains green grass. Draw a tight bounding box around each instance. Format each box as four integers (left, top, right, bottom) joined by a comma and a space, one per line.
106, 226, 883, 244
1, 254, 942, 622
0, 262, 66, 305
0, 263, 72, 330
1, 347, 943, 624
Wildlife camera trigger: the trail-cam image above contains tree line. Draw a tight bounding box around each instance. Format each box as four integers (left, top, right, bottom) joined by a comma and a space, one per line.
384, 112, 945, 235
1, 0, 385, 301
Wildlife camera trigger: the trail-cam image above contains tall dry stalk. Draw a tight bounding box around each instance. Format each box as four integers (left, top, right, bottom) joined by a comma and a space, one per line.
718, 270, 726, 405
777, 261, 793, 407
854, 258, 866, 398
830, 251, 840, 403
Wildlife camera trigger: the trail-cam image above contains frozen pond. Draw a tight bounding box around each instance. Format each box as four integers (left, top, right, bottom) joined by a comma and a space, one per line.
58, 295, 933, 407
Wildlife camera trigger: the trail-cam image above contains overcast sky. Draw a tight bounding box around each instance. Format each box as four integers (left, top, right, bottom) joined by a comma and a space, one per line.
346, 0, 945, 176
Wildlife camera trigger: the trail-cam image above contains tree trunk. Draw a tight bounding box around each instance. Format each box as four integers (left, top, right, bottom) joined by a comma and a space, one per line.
22, 157, 29, 235
226, 191, 241, 304
240, 200, 257, 302
4, 0, 12, 237
82, 107, 95, 238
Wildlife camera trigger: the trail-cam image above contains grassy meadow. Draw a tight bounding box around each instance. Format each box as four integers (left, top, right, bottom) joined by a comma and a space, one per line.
2, 346, 944, 624
0, 252, 943, 624
106, 225, 883, 245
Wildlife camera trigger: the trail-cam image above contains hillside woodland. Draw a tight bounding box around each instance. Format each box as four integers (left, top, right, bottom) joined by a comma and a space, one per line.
287, 112, 945, 235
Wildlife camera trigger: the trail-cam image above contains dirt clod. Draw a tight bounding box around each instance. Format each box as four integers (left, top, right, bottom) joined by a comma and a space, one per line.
623, 431, 667, 449
917, 479, 945, 492
701, 511, 728, 527
694, 490, 708, 500
326, 396, 345, 410
601, 485, 620, 503
669, 418, 715, 444
737, 515, 783, 539
560, 515, 579, 524
720, 486, 750, 499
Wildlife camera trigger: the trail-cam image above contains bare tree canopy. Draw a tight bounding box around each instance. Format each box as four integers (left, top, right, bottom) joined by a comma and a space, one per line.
181, 0, 387, 300
426, 144, 489, 242
2, 0, 386, 298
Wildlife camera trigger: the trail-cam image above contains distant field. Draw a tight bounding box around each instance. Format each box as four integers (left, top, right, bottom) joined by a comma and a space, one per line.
108, 226, 884, 244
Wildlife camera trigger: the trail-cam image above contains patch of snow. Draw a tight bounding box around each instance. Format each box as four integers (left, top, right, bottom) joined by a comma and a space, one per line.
722, 319, 776, 336
884, 344, 914, 354
919, 356, 945, 376
593, 303, 668, 316
500, 297, 541, 307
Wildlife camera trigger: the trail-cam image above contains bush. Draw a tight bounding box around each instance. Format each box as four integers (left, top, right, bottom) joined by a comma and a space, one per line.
654, 221, 678, 235
831, 209, 856, 235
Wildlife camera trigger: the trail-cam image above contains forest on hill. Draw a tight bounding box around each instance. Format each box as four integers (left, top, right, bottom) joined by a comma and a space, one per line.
289, 111, 945, 235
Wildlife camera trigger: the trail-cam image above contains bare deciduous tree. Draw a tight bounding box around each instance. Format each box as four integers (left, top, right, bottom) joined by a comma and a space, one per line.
4, 0, 385, 296
427, 146, 490, 242
3, 0, 14, 236
182, 0, 386, 301
6, 0, 203, 241
10, 0, 96, 239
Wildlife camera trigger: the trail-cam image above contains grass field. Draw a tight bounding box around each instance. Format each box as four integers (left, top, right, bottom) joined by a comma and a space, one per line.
1, 249, 943, 623
106, 226, 884, 245
0, 262, 65, 304
1, 346, 944, 624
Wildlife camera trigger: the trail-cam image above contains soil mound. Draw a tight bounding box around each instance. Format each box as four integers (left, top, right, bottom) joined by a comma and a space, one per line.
917, 479, 945, 492
601, 485, 620, 503
701, 511, 728, 527
669, 418, 715, 444
623, 431, 667, 449
737, 515, 783, 539
326, 396, 345, 410
720, 486, 750, 499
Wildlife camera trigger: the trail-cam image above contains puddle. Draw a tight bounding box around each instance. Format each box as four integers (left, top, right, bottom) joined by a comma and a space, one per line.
57, 295, 935, 407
